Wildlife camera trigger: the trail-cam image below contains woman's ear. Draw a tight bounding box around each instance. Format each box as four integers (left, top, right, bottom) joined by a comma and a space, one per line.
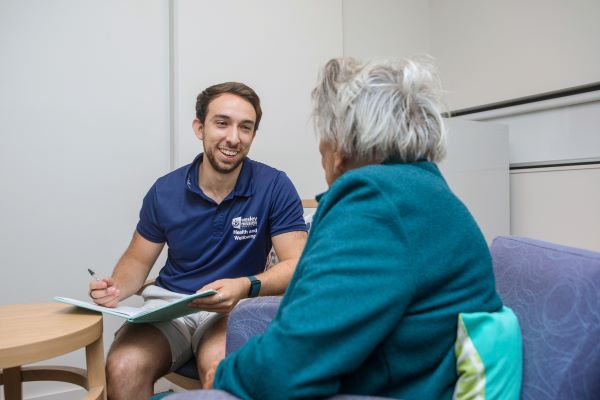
335, 150, 370, 177
333, 150, 347, 178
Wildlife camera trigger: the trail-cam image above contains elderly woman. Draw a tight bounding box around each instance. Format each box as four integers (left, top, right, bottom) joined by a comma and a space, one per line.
199, 58, 520, 399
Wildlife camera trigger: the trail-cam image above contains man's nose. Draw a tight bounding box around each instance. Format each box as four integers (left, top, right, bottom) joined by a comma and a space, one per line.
225, 127, 241, 145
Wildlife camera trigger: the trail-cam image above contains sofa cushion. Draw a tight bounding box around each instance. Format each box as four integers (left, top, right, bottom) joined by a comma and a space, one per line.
454, 306, 522, 400
491, 236, 600, 400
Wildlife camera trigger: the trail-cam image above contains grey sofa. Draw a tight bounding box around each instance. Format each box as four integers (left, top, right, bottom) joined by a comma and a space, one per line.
167, 236, 600, 399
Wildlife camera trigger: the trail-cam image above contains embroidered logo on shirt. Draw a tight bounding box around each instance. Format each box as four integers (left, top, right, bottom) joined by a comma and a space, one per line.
232, 216, 258, 240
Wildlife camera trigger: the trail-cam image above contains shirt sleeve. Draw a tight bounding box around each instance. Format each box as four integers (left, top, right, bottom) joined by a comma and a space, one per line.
135, 183, 166, 243
214, 173, 417, 398
268, 172, 307, 236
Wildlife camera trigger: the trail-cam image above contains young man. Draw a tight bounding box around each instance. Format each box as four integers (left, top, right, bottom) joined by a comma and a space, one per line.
89, 82, 307, 400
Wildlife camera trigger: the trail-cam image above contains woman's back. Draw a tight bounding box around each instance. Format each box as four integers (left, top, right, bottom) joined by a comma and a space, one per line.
295, 160, 502, 399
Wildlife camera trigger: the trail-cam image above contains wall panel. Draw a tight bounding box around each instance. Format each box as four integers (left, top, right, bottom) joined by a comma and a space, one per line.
172, 0, 343, 198
0, 1, 170, 398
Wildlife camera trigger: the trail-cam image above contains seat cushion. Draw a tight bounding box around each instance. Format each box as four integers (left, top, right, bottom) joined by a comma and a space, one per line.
491, 236, 600, 400
174, 358, 199, 380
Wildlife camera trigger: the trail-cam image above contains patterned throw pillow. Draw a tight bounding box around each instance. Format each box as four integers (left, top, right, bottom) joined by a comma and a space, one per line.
265, 213, 314, 269
454, 306, 522, 400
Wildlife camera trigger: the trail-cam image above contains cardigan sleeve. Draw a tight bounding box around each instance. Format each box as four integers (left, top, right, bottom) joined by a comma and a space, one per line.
214, 173, 417, 399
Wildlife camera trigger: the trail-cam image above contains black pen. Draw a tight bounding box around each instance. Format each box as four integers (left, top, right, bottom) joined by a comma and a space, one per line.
87, 268, 100, 281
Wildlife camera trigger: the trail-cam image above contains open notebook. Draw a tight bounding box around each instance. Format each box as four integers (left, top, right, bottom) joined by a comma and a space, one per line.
54, 289, 217, 323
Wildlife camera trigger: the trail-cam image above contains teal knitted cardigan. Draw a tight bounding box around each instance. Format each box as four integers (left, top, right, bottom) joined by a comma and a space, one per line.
215, 161, 502, 399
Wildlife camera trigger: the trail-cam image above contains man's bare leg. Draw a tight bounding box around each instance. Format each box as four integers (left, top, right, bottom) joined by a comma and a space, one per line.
106, 324, 171, 400
196, 316, 228, 386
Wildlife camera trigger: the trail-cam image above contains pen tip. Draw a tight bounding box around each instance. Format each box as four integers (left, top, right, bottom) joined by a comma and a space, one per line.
87, 268, 94, 275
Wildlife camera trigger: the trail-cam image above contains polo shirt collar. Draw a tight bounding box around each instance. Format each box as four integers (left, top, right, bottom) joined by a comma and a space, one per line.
185, 153, 254, 200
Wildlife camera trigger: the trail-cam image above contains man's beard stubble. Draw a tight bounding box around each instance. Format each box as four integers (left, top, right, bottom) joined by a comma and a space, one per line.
203, 146, 244, 174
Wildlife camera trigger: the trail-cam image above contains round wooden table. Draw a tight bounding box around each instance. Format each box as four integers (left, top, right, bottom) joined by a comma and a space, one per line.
0, 303, 106, 400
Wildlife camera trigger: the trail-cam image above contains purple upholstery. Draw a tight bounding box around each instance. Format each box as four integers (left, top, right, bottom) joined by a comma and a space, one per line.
490, 236, 600, 400
226, 296, 282, 354
174, 358, 199, 380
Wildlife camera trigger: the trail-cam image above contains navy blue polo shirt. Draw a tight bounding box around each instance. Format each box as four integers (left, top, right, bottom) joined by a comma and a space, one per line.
136, 154, 307, 294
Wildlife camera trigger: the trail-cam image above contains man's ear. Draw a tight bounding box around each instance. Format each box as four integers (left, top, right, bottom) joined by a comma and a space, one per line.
192, 118, 204, 140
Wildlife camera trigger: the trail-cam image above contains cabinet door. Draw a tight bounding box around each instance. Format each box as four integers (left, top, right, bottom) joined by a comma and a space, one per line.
511, 165, 600, 252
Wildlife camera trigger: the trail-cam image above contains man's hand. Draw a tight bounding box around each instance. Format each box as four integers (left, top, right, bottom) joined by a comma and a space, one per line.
89, 277, 121, 308
203, 360, 220, 389
188, 277, 250, 314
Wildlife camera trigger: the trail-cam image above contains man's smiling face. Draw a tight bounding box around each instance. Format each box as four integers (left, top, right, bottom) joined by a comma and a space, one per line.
195, 93, 257, 174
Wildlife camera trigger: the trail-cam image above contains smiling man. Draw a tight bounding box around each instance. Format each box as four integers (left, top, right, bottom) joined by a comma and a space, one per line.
88, 82, 308, 400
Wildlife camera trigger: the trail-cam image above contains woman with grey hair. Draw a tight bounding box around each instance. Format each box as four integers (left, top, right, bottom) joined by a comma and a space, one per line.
200, 58, 521, 399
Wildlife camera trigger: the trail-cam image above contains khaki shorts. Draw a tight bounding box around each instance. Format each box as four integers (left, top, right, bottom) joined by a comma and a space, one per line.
120, 285, 223, 371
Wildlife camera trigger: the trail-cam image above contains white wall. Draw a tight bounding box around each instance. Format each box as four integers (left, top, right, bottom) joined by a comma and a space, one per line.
0, 0, 171, 300
0, 0, 170, 398
342, 0, 430, 59
173, 0, 342, 199
439, 119, 510, 243
430, 0, 600, 110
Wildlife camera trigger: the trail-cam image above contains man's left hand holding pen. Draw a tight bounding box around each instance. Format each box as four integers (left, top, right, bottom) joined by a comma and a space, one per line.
88, 268, 122, 308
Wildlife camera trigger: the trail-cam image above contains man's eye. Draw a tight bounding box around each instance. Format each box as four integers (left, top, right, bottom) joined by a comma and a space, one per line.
216, 121, 227, 127
241, 125, 252, 132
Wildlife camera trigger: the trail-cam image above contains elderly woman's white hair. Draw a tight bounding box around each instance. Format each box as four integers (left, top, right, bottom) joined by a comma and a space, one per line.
311, 58, 446, 164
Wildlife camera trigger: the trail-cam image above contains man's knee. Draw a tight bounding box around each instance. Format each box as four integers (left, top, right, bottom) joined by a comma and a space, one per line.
107, 347, 153, 381
106, 325, 172, 383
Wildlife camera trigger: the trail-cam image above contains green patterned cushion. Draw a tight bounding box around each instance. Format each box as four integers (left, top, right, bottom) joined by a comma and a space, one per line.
454, 306, 522, 400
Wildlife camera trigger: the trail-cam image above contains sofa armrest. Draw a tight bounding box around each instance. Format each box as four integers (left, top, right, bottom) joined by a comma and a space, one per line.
225, 296, 282, 355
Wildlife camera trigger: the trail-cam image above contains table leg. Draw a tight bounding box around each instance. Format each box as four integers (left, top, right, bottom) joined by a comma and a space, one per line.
85, 336, 106, 400
3, 366, 22, 400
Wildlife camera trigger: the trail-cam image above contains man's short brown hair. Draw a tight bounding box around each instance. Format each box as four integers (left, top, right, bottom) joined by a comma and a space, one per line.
195, 82, 262, 131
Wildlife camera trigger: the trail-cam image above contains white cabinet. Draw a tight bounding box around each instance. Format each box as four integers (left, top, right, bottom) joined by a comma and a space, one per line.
460, 92, 600, 252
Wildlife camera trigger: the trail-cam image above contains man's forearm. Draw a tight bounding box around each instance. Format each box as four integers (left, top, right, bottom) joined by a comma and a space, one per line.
254, 257, 298, 296
111, 255, 153, 300
110, 231, 165, 300
256, 230, 307, 296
